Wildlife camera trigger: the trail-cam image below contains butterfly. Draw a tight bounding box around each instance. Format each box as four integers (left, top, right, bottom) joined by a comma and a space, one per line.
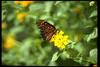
37, 20, 57, 41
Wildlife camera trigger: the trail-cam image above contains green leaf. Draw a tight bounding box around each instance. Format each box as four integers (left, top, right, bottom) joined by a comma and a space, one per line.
60, 51, 70, 60
7, 14, 15, 21
9, 26, 24, 35
44, 1, 53, 13
87, 28, 97, 42
48, 61, 57, 66
50, 52, 59, 62
2, 10, 7, 21
74, 57, 83, 64
54, 1, 62, 5
29, 3, 44, 12
88, 48, 97, 64
89, 10, 97, 18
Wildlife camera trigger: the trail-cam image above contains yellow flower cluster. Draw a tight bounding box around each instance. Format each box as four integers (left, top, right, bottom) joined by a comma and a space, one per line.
4, 35, 15, 49
17, 13, 27, 23
50, 31, 70, 50
15, 1, 33, 7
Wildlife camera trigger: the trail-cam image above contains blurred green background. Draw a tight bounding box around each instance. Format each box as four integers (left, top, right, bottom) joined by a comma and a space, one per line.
2, 1, 97, 66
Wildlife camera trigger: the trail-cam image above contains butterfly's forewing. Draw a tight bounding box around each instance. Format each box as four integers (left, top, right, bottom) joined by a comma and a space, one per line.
37, 20, 57, 41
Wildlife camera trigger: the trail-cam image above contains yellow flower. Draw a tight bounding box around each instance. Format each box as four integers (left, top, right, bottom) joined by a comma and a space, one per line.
2, 22, 7, 29
4, 35, 15, 49
14, 1, 33, 7
17, 13, 27, 23
50, 31, 70, 50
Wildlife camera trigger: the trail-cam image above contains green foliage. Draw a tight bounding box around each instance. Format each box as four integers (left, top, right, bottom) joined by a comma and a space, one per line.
88, 48, 97, 63
85, 27, 97, 42
89, 10, 97, 18
51, 52, 59, 62
2, 1, 97, 66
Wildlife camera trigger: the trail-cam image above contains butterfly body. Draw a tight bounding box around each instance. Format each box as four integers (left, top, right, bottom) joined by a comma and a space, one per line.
37, 20, 57, 41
